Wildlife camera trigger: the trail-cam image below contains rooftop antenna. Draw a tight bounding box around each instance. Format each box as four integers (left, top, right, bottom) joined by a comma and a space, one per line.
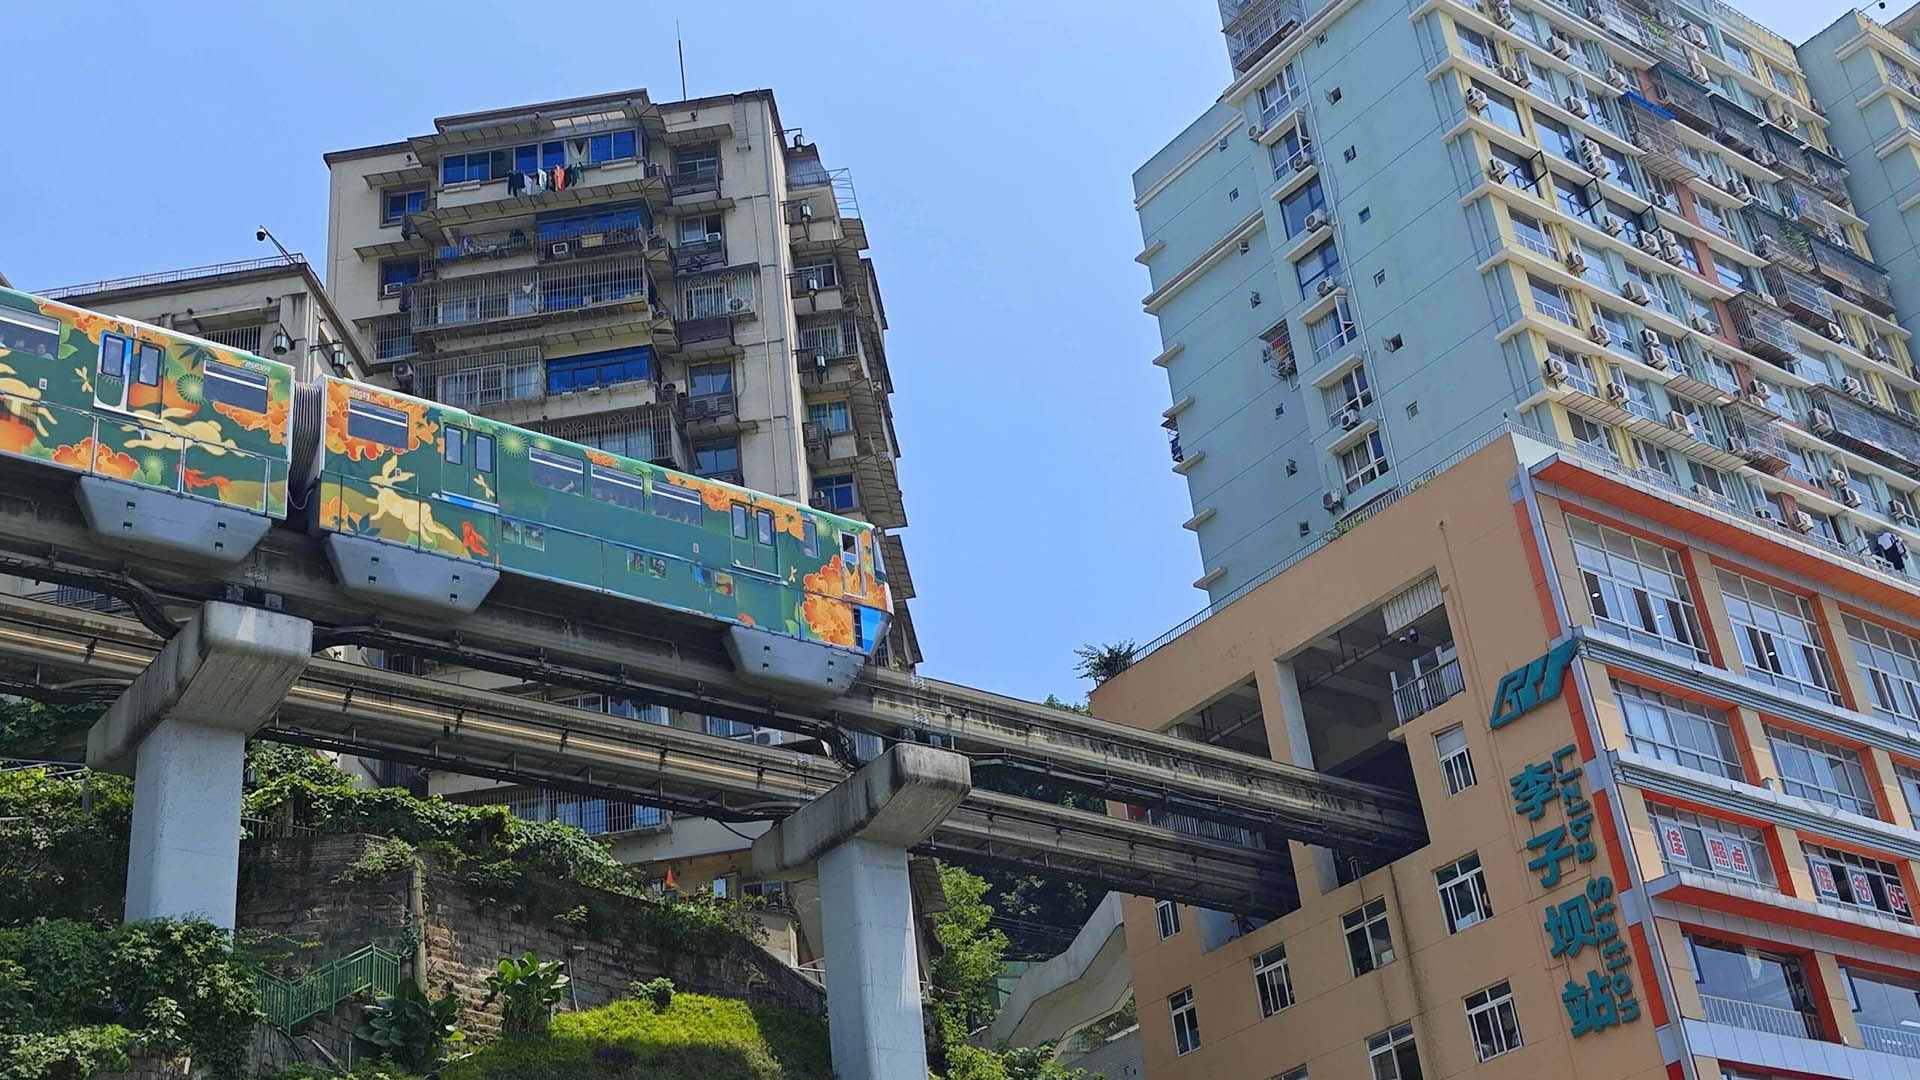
677, 21, 687, 100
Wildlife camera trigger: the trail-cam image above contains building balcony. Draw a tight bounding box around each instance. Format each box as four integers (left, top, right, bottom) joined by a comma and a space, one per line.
1223, 0, 1304, 72
1390, 655, 1464, 725
678, 267, 758, 323
365, 312, 418, 364
1777, 180, 1846, 240
1758, 264, 1836, 329
540, 219, 661, 267
1698, 995, 1822, 1041
531, 401, 686, 472
671, 235, 727, 275
1625, 98, 1695, 181
1729, 293, 1799, 365
680, 390, 742, 435
666, 165, 720, 201
669, 315, 736, 359
1745, 204, 1820, 274
407, 254, 656, 342
1649, 63, 1716, 133
1723, 399, 1792, 474
1712, 98, 1771, 164
409, 345, 548, 411
427, 226, 533, 269
1766, 130, 1851, 206
1859, 1021, 1920, 1061
410, 161, 666, 241
1808, 235, 1897, 317
1809, 388, 1920, 482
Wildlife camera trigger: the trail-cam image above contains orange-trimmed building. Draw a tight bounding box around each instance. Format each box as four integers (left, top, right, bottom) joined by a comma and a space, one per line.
1093, 429, 1920, 1080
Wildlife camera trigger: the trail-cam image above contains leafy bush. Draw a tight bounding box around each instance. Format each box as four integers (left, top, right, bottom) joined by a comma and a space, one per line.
0, 919, 259, 1079
0, 1024, 133, 1080
0, 768, 133, 926
355, 978, 465, 1073
439, 993, 830, 1080
483, 953, 569, 1038
634, 977, 674, 1012
0, 697, 102, 760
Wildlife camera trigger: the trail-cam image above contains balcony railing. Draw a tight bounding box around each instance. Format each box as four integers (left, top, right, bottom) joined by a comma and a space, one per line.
1810, 389, 1920, 481
674, 314, 733, 348
408, 254, 651, 334
1147, 808, 1258, 848
532, 403, 685, 470
1391, 657, 1465, 725
367, 313, 417, 362
430, 227, 532, 267
682, 390, 737, 425
1808, 234, 1896, 316
681, 267, 757, 320
1699, 995, 1821, 1040
198, 325, 264, 354
1760, 264, 1836, 327
671, 235, 726, 274
667, 166, 720, 200
461, 786, 668, 836
1225, 0, 1305, 72
1650, 64, 1716, 133
1626, 97, 1695, 181
1745, 205, 1818, 272
1859, 1021, 1920, 1060
1724, 399, 1791, 473
1730, 293, 1798, 364
412, 346, 545, 410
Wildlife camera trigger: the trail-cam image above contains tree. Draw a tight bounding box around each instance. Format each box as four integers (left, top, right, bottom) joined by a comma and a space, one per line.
927, 865, 1085, 1080
1071, 642, 1136, 687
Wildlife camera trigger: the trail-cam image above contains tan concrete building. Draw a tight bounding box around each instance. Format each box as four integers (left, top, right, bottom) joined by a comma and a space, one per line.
1094, 429, 1920, 1080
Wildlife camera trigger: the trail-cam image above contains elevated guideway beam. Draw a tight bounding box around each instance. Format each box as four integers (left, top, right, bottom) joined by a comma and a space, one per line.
0, 594, 1296, 916
0, 479, 1421, 858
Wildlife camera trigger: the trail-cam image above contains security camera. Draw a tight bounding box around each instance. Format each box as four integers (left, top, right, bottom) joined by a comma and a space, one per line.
256, 228, 268, 242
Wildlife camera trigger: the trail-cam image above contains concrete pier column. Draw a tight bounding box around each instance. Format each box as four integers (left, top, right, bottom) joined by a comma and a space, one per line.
751, 743, 971, 1080
88, 602, 313, 926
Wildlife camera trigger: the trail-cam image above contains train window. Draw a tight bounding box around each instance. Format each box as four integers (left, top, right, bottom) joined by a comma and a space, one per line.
590, 465, 646, 511
346, 398, 409, 446
99, 334, 129, 378
474, 433, 495, 473
650, 483, 703, 525
205, 362, 271, 414
444, 427, 464, 465
802, 519, 819, 558
841, 533, 858, 570
756, 509, 773, 546
731, 504, 750, 539
0, 310, 60, 359
135, 343, 163, 386
527, 447, 584, 494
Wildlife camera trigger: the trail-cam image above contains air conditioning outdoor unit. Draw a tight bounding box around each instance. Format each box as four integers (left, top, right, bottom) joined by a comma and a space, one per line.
1565, 251, 1589, 274
1825, 322, 1847, 342
1685, 23, 1709, 47
1340, 408, 1363, 430
1893, 500, 1915, 523
382, 283, 404, 298
1305, 209, 1330, 231
1747, 378, 1772, 400
728, 297, 747, 312
1842, 487, 1864, 508
1791, 510, 1817, 534
1606, 66, 1630, 90
1588, 323, 1613, 346
1544, 357, 1571, 383
1624, 281, 1652, 305
1732, 178, 1754, 200
1324, 490, 1346, 511
1638, 327, 1662, 349
1811, 408, 1835, 434
1828, 466, 1851, 486
1291, 149, 1315, 172
1637, 232, 1662, 255
1601, 215, 1624, 235
1840, 376, 1865, 396
1870, 342, 1894, 363
1548, 35, 1574, 59
1317, 277, 1343, 298
1489, 0, 1515, 28
1580, 142, 1611, 176
1566, 95, 1591, 118
1248, 123, 1264, 140
1644, 345, 1671, 370
1753, 148, 1777, 167
1606, 381, 1630, 403
1689, 315, 1715, 333
1466, 87, 1489, 113
1689, 56, 1712, 84
1754, 505, 1778, 523
1486, 158, 1510, 184
1668, 410, 1696, 434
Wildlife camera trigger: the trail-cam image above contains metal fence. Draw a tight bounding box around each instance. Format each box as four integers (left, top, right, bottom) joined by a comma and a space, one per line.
413, 346, 545, 409
1391, 659, 1465, 725
409, 255, 650, 332
458, 786, 669, 836
198, 325, 265, 354
257, 944, 404, 1032
1699, 994, 1820, 1040
1860, 1021, 1920, 1060
38, 254, 306, 300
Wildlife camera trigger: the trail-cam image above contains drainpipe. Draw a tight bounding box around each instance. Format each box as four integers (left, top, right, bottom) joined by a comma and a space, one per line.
1517, 461, 1701, 1080
409, 859, 428, 982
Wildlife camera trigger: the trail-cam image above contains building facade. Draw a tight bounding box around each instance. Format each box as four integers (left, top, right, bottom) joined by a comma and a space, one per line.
1142, 0, 1917, 614
1095, 430, 1920, 1080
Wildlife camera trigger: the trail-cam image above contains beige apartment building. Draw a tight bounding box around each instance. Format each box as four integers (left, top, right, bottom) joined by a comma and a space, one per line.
1093, 430, 1920, 1080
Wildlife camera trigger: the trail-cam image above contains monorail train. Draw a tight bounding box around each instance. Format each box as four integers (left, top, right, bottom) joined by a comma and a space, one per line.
0, 285, 890, 695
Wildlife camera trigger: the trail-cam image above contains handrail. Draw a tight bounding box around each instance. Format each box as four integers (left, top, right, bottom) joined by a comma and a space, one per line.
39, 255, 306, 300
257, 943, 405, 1032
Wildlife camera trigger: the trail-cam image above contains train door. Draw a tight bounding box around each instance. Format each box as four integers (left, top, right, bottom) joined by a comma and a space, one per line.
729, 501, 777, 573
93, 332, 132, 412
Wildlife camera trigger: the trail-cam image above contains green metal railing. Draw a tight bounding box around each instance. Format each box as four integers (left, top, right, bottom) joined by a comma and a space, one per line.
257, 944, 404, 1032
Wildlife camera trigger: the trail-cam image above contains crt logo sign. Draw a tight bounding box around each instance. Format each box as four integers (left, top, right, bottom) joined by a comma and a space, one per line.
1489, 639, 1577, 729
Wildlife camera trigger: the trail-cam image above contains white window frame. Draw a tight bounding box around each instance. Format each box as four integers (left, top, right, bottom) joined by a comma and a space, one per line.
1435, 724, 1476, 795
1719, 571, 1841, 704
1366, 1022, 1419, 1080
1844, 614, 1920, 735
1343, 897, 1396, 975
1155, 898, 1182, 939
1253, 946, 1294, 1018
1464, 981, 1523, 1061
1169, 987, 1201, 1056
1436, 853, 1493, 933
1614, 681, 1743, 778
1766, 725, 1876, 817
1568, 518, 1710, 662
1649, 805, 1774, 885
1341, 431, 1389, 493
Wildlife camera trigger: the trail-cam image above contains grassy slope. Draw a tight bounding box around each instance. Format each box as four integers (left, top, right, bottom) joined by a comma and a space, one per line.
436, 994, 833, 1080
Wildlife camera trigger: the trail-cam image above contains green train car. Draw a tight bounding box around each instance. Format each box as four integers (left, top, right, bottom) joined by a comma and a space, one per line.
293, 376, 892, 695
0, 285, 294, 560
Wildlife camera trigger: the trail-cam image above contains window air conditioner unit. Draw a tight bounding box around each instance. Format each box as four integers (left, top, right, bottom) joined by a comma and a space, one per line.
1624, 281, 1652, 305
382, 282, 404, 298
1644, 344, 1671, 369
1668, 410, 1696, 434
1731, 178, 1754, 200
1811, 408, 1835, 434
1486, 158, 1510, 184
1754, 504, 1778, 523
1893, 499, 1915, 523
706, 232, 723, 243
1791, 510, 1817, 533
1689, 315, 1715, 333
1465, 87, 1489, 113
1248, 123, 1264, 140
1566, 94, 1591, 118
1842, 487, 1865, 508
1340, 407, 1363, 430
1840, 375, 1865, 396
1544, 357, 1571, 383
1291, 149, 1316, 172
728, 297, 747, 312
1324, 489, 1346, 511
1565, 251, 1589, 274
1601, 214, 1624, 235
1317, 277, 1343, 298
1548, 35, 1574, 59
1588, 323, 1613, 346
1305, 209, 1330, 231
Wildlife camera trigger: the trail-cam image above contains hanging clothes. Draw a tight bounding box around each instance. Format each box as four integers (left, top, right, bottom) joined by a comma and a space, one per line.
553, 165, 567, 191
1877, 531, 1908, 572
506, 171, 525, 195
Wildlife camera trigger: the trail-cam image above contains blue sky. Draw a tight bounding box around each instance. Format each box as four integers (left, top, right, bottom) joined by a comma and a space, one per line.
0, 0, 1862, 701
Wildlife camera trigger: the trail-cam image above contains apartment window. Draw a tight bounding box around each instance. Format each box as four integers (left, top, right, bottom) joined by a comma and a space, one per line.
1295, 238, 1343, 292
1527, 275, 1576, 325
1169, 988, 1200, 1055
1846, 966, 1920, 1053
795, 259, 840, 290
1473, 80, 1522, 133
382, 188, 426, 225
1329, 364, 1373, 413
1687, 935, 1819, 1037
1548, 345, 1598, 394
1343, 897, 1396, 975
1272, 124, 1313, 181
1511, 211, 1555, 259
1277, 1068, 1308, 1080
1767, 726, 1876, 817
1436, 853, 1493, 932
1366, 1022, 1422, 1080
676, 145, 719, 176
1340, 431, 1389, 493
1844, 614, 1920, 734
1567, 412, 1618, 462
1435, 724, 1476, 795
546, 345, 655, 395
1464, 981, 1523, 1061
693, 437, 740, 478
1307, 299, 1357, 362
1634, 439, 1674, 478
1253, 946, 1294, 1017
1806, 843, 1912, 922
1650, 805, 1774, 885
1256, 61, 1302, 117
1899, 765, 1920, 823
1718, 572, 1841, 704
380, 258, 422, 290
1537, 115, 1578, 160
1457, 24, 1497, 68
1492, 144, 1541, 191
808, 400, 851, 434
1568, 518, 1711, 662
1155, 898, 1182, 939
679, 214, 724, 244
1280, 180, 1328, 239
812, 473, 857, 513
1614, 682, 1742, 778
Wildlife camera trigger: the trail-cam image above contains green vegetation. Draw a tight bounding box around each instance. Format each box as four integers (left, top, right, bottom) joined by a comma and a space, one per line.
1071, 642, 1136, 687
634, 977, 676, 1013
354, 979, 465, 1073
0, 919, 259, 1080
0, 765, 132, 926
928, 866, 1086, 1080
0, 696, 100, 760
483, 952, 569, 1037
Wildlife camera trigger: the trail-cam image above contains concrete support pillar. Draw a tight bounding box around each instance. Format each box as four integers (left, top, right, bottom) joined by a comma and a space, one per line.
88, 602, 313, 927
751, 743, 970, 1080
